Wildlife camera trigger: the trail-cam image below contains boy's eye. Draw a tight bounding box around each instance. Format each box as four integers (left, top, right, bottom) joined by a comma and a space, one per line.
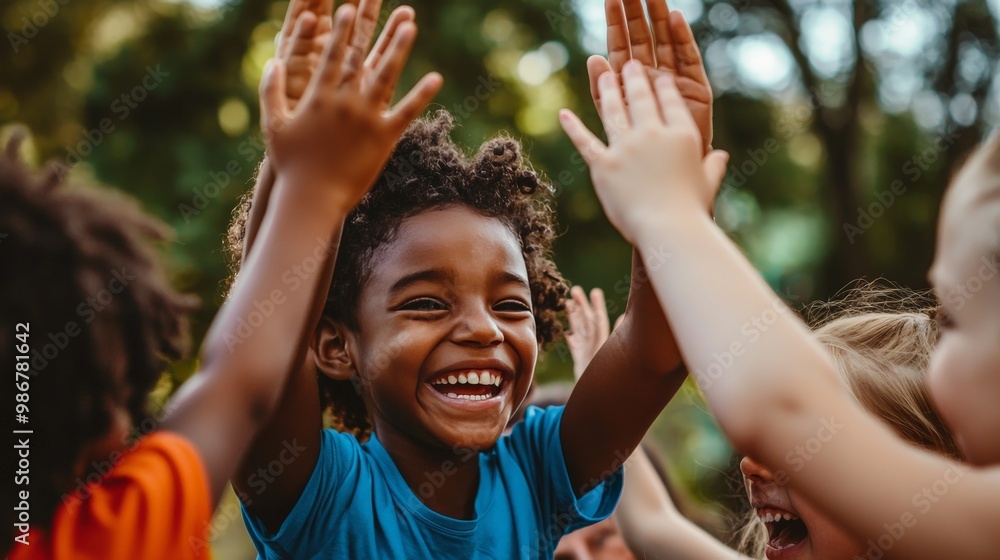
399, 298, 447, 311
495, 299, 532, 313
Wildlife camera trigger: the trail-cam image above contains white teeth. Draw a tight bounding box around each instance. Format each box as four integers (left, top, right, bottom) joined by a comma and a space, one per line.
765, 513, 774, 523
444, 393, 490, 401
458, 374, 467, 384
448, 375, 457, 384
479, 372, 491, 385
468, 372, 479, 384
494, 376, 501, 386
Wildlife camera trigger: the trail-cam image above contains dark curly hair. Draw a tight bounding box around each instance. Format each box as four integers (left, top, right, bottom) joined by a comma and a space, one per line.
0, 131, 196, 548
225, 110, 568, 440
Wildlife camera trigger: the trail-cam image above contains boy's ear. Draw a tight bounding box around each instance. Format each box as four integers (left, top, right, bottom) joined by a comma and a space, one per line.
312, 316, 357, 382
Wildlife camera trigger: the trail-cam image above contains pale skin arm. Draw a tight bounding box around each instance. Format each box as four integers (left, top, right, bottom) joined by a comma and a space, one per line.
561, 60, 1000, 560
559, 0, 723, 500
233, 0, 442, 533
566, 289, 745, 559
618, 450, 750, 559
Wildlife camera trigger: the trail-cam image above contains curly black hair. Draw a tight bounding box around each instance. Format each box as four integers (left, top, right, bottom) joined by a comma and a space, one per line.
226, 110, 568, 440
0, 131, 196, 547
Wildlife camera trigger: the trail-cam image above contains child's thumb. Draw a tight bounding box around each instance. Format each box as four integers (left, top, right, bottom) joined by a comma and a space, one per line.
260, 59, 288, 138
702, 149, 730, 198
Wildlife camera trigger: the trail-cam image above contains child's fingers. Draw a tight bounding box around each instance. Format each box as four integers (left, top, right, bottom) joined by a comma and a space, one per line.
605, 0, 631, 72
587, 55, 613, 115
366, 6, 415, 71
559, 109, 605, 155
589, 288, 610, 339
571, 286, 594, 332
368, 22, 416, 104
277, 0, 311, 57
345, 0, 382, 77
701, 150, 729, 189
654, 74, 697, 130
671, 11, 709, 87
315, 4, 357, 88
622, 0, 656, 67
597, 72, 629, 142
559, 109, 606, 164
386, 72, 443, 131
621, 60, 660, 126
285, 11, 319, 60
259, 59, 289, 138
646, 0, 676, 72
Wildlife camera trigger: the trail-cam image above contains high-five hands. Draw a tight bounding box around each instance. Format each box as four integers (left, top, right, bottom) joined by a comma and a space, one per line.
589, 0, 713, 154
560, 62, 727, 242
260, 3, 441, 212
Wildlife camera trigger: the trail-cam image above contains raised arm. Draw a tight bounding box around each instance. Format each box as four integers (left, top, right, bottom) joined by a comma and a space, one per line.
241, 0, 336, 262
160, 4, 360, 506
231, 0, 441, 532
163, 0, 441, 516
558, 0, 724, 496
562, 62, 1000, 559
618, 449, 748, 559
564, 289, 741, 558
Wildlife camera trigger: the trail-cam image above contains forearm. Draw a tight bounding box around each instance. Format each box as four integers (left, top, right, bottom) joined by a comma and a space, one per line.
627, 215, 1000, 559
199, 177, 345, 419
632, 214, 842, 452
243, 157, 275, 262
618, 449, 746, 559
621, 248, 683, 374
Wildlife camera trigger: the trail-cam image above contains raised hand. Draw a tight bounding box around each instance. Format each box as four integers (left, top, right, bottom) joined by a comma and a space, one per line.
561, 61, 727, 242
243, 0, 418, 260
565, 286, 613, 380
260, 3, 441, 211
588, 0, 713, 154
276, 0, 416, 111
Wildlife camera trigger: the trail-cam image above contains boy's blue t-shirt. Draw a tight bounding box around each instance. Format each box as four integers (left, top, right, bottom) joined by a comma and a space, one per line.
241, 405, 623, 559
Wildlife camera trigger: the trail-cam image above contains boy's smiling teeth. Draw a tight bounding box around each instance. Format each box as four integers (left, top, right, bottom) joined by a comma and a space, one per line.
428, 370, 504, 401
431, 371, 502, 387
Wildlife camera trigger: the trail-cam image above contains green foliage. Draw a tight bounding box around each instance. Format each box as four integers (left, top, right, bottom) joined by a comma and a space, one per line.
3, 0, 998, 552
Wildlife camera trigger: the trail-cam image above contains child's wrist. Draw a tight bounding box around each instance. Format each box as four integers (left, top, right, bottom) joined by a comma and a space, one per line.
631, 211, 716, 253
273, 171, 359, 216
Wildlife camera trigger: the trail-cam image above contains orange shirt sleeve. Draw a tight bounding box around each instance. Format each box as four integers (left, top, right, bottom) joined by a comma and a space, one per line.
9, 431, 213, 560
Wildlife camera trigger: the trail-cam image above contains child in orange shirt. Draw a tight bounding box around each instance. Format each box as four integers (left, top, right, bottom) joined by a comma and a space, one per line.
1, 2, 440, 557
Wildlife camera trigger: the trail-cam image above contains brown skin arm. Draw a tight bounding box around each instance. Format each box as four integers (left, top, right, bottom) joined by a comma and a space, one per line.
232, 0, 438, 533
561, 251, 687, 495
560, 0, 709, 498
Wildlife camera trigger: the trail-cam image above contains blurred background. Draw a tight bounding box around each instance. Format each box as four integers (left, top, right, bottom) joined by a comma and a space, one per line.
3, 0, 998, 556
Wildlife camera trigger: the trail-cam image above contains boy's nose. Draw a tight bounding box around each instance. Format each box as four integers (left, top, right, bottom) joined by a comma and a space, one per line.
454, 305, 504, 346
739, 455, 775, 482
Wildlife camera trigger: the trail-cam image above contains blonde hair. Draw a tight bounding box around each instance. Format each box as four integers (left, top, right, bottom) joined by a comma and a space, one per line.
735, 286, 963, 557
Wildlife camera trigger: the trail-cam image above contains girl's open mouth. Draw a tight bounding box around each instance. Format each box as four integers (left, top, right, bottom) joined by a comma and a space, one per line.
428, 370, 504, 402
759, 508, 808, 558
